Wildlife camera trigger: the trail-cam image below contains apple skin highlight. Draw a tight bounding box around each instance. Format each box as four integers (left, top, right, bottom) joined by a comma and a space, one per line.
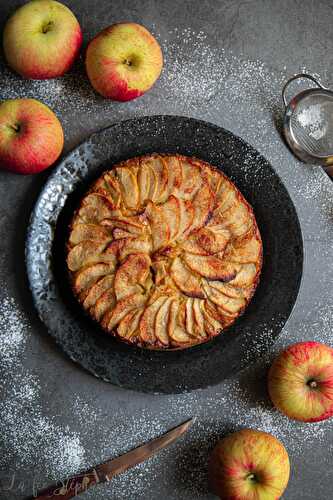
208, 429, 290, 500
86, 23, 163, 101
3, 0, 82, 80
0, 99, 64, 175
268, 341, 333, 422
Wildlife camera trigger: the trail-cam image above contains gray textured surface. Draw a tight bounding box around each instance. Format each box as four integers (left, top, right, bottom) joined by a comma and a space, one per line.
0, 1, 332, 499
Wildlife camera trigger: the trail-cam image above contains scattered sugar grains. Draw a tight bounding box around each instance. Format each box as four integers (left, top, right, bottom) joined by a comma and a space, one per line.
0, 293, 86, 480
1, 26, 333, 498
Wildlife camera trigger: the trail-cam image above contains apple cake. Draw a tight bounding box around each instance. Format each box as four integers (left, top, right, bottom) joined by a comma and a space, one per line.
66, 154, 262, 350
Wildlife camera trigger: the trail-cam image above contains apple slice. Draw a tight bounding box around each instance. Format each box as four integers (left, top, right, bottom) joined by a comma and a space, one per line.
229, 263, 258, 287
77, 193, 118, 223
105, 293, 147, 331
201, 300, 223, 337
226, 233, 262, 264
216, 183, 237, 213
155, 297, 173, 346
176, 199, 195, 240
139, 296, 167, 344
145, 200, 170, 250
112, 228, 133, 239
114, 253, 151, 300
92, 288, 116, 321
170, 257, 205, 298
138, 162, 154, 205
181, 227, 230, 256
192, 298, 206, 338
67, 240, 111, 271
69, 223, 111, 245
103, 173, 123, 206
118, 236, 152, 262
202, 281, 246, 314
179, 159, 202, 200
185, 298, 196, 337
183, 254, 238, 281
190, 182, 214, 231
164, 155, 182, 193
114, 166, 139, 210
100, 215, 144, 235
168, 300, 192, 344
159, 195, 180, 241
222, 202, 253, 237
82, 274, 115, 309
209, 281, 245, 299
93, 177, 121, 208
73, 263, 113, 294
117, 307, 144, 340
145, 155, 169, 203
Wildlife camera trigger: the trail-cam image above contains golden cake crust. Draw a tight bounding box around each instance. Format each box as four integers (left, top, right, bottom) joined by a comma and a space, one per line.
66, 154, 262, 350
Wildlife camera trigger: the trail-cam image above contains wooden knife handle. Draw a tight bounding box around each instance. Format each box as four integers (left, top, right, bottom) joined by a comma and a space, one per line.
32, 470, 101, 500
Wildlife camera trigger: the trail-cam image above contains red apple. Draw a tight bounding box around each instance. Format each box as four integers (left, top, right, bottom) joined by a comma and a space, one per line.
0, 98, 64, 175
268, 341, 333, 422
85, 23, 163, 101
3, 0, 82, 79
209, 429, 290, 500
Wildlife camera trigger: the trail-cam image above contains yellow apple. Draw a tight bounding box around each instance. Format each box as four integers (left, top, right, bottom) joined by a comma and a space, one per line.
3, 0, 82, 79
85, 23, 163, 101
268, 341, 333, 422
209, 429, 290, 500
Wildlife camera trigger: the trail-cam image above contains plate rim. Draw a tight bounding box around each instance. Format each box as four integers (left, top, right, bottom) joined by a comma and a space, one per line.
25, 114, 304, 393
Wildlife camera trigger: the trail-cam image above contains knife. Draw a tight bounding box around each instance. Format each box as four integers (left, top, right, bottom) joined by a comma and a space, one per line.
32, 418, 193, 500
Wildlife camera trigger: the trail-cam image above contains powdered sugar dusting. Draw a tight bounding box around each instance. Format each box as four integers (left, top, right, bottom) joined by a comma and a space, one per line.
0, 25, 333, 499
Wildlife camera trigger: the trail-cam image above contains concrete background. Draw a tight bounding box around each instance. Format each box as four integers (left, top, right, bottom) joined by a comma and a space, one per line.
0, 1, 332, 499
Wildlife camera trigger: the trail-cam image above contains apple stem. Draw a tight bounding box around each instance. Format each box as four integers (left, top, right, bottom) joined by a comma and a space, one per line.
308, 379, 318, 389
246, 473, 256, 482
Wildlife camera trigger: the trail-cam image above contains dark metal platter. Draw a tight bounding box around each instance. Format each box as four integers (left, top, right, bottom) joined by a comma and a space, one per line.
26, 115, 303, 394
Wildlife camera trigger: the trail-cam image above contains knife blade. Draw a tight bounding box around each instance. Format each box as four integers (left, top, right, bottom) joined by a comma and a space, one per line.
33, 418, 193, 500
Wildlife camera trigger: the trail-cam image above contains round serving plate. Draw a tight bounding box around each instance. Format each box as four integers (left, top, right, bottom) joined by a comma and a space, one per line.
26, 115, 303, 394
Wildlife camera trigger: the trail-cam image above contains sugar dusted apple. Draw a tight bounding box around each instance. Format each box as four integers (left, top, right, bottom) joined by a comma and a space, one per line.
3, 0, 82, 79
0, 98, 64, 175
66, 154, 262, 350
85, 23, 163, 101
268, 341, 333, 422
209, 429, 290, 500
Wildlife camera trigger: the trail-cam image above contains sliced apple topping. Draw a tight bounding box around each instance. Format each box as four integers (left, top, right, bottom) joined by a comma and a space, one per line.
225, 232, 262, 264
228, 263, 258, 287
202, 281, 246, 314
181, 227, 230, 256
144, 155, 169, 203
176, 199, 195, 240
145, 200, 170, 251
155, 297, 173, 346
100, 215, 144, 235
192, 298, 206, 338
139, 296, 168, 344
168, 300, 192, 344
69, 223, 111, 245
67, 154, 262, 349
67, 240, 112, 271
82, 274, 115, 309
114, 166, 139, 210
183, 254, 238, 282
117, 308, 144, 340
164, 155, 182, 193
114, 253, 151, 300
190, 182, 214, 231
159, 195, 180, 240
170, 257, 205, 298
179, 160, 202, 200
105, 293, 147, 331
92, 288, 116, 321
138, 162, 153, 205
74, 263, 114, 294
